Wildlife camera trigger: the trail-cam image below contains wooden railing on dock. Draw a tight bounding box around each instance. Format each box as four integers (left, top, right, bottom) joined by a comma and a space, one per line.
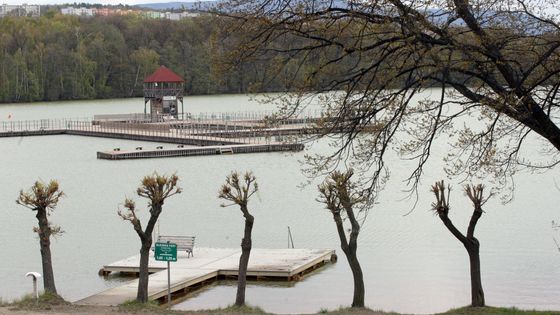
0, 110, 323, 146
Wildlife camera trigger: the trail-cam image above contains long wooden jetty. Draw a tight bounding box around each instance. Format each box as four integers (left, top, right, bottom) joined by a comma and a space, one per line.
0, 111, 323, 159
97, 143, 304, 160
67, 129, 245, 146
76, 247, 335, 306
0, 129, 66, 137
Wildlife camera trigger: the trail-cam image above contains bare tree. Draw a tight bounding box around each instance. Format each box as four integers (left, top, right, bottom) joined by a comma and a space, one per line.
431, 180, 491, 307
218, 171, 258, 306
118, 173, 181, 303
216, 0, 560, 199
318, 169, 366, 308
17, 180, 64, 295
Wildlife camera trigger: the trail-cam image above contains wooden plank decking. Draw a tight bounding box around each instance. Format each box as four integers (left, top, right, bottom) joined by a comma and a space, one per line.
96, 143, 304, 160
0, 129, 66, 137
67, 129, 244, 146
76, 248, 335, 306
0, 115, 313, 160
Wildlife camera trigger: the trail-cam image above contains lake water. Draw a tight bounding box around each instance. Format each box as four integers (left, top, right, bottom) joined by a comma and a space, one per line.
0, 93, 558, 314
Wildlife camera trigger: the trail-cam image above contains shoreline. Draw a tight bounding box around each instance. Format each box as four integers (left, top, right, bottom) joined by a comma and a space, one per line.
1, 304, 559, 315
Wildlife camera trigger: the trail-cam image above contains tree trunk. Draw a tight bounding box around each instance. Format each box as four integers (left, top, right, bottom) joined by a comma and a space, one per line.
235, 214, 254, 306
137, 240, 151, 302
466, 241, 485, 307
131, 65, 140, 96
333, 212, 365, 308
36, 210, 57, 294
347, 251, 365, 307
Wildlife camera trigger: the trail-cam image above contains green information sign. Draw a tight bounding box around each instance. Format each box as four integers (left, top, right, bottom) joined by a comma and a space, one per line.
154, 242, 177, 262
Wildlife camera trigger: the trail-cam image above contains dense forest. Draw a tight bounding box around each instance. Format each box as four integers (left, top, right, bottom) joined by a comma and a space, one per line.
0, 13, 314, 103
1, 11, 521, 104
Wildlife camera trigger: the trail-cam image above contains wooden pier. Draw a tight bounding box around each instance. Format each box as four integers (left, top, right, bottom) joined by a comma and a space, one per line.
97, 143, 304, 160
0, 112, 321, 160
76, 247, 335, 306
67, 129, 244, 146
0, 129, 65, 137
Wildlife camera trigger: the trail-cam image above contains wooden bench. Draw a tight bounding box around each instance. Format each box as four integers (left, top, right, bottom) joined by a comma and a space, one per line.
156, 235, 195, 258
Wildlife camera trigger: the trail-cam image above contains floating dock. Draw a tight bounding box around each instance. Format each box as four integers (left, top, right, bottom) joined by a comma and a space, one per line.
97, 143, 304, 160
67, 129, 244, 146
0, 129, 65, 137
76, 247, 335, 306
0, 113, 322, 160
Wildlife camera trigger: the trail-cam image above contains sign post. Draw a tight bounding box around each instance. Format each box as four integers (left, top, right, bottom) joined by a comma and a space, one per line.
154, 242, 177, 307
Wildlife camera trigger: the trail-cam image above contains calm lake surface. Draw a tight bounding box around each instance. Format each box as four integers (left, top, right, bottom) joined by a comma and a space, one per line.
0, 93, 558, 314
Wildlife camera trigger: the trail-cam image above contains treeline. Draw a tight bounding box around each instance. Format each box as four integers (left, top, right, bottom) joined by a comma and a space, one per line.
0, 13, 309, 103
0, 12, 542, 104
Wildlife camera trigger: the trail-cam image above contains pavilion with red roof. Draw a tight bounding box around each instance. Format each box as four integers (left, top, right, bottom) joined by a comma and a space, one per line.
143, 66, 185, 120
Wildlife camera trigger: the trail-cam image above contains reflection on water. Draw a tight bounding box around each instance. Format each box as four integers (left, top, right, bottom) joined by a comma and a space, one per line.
0, 94, 559, 314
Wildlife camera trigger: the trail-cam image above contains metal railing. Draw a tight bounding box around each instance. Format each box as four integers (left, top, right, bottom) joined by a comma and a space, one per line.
0, 110, 323, 145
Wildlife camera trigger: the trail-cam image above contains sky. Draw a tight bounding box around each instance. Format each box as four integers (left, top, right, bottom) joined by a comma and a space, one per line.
4, 0, 210, 5
3, 0, 558, 17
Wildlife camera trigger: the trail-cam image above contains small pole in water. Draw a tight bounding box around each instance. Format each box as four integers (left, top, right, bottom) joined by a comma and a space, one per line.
287, 226, 295, 248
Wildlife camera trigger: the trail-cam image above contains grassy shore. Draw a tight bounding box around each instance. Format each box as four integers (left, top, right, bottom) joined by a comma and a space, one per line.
1, 294, 559, 315
439, 307, 560, 315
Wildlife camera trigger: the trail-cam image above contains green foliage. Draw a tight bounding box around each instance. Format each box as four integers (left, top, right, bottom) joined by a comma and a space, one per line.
17, 180, 64, 212
440, 306, 560, 315
218, 171, 258, 209
17, 180, 65, 237
118, 301, 266, 314
314, 306, 395, 315
314, 306, 558, 315
0, 13, 328, 103
213, 304, 266, 313
118, 299, 161, 311
10, 291, 67, 310
118, 172, 181, 234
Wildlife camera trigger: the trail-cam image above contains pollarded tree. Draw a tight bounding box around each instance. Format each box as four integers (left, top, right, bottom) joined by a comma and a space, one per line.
317, 169, 366, 308
118, 173, 181, 303
218, 171, 258, 306
431, 180, 491, 307
17, 180, 64, 295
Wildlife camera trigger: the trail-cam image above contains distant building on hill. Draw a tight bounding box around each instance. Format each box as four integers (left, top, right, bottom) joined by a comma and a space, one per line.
60, 6, 95, 17
96, 7, 110, 16
164, 11, 199, 20
59, 5, 199, 20
0, 4, 40, 17
143, 10, 163, 19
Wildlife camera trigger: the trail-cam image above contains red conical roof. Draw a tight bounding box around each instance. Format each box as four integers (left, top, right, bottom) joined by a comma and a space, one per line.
143, 66, 184, 83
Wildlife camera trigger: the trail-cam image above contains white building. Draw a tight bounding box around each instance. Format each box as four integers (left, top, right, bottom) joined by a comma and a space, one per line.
58, 6, 198, 20
60, 6, 95, 17
165, 12, 181, 20
0, 3, 40, 17
144, 10, 198, 20
180, 11, 199, 18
